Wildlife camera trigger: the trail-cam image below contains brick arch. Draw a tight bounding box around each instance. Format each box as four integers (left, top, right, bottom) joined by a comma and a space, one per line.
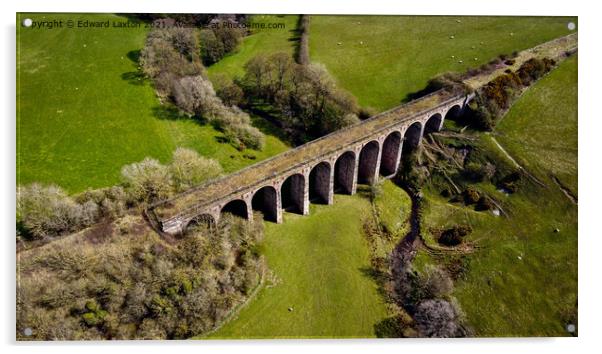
334, 150, 356, 194
252, 185, 279, 222
445, 104, 462, 120
184, 213, 216, 233
309, 161, 331, 204
281, 173, 305, 214
358, 140, 380, 185
380, 130, 402, 177
220, 199, 248, 220
403, 121, 423, 152
424, 113, 444, 134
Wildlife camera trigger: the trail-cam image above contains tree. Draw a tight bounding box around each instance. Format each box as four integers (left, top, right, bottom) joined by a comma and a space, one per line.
212, 74, 245, 106
17, 184, 98, 239
171, 75, 222, 117
199, 20, 244, 65
121, 158, 173, 204
213, 20, 243, 53
413, 299, 465, 337
421, 265, 454, 298
170, 148, 223, 192
242, 54, 271, 97
199, 29, 224, 65
139, 25, 204, 96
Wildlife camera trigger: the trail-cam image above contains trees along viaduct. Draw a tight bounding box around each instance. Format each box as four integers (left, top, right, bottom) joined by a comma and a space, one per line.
147, 89, 471, 235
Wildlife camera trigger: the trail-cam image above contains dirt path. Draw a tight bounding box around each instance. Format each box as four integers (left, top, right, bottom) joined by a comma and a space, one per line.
490, 136, 521, 169
552, 175, 578, 205
489, 135, 547, 189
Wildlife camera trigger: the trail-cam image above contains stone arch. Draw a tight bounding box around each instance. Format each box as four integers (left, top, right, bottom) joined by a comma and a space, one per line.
358, 140, 380, 185
424, 113, 443, 135
309, 161, 331, 204
252, 185, 278, 222
403, 121, 423, 152
334, 151, 356, 194
445, 104, 462, 121
220, 199, 248, 219
281, 173, 305, 214
380, 131, 402, 177
185, 214, 216, 233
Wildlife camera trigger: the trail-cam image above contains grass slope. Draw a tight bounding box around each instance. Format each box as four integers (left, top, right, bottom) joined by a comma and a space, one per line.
496, 55, 578, 194
207, 15, 298, 80
310, 15, 576, 110
421, 56, 578, 336
207, 184, 412, 339
17, 13, 289, 193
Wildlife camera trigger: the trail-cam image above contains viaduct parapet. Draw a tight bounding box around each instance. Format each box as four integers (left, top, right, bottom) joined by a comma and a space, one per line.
147, 89, 470, 235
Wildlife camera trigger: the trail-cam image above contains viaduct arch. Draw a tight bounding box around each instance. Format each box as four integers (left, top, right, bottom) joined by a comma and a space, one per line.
148, 90, 470, 235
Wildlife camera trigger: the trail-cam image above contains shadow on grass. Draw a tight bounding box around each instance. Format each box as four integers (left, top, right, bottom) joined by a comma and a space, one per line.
401, 81, 438, 104
151, 105, 235, 148
152, 105, 187, 121
359, 266, 391, 300
248, 108, 294, 146
359, 265, 407, 338
289, 15, 303, 63
121, 49, 149, 86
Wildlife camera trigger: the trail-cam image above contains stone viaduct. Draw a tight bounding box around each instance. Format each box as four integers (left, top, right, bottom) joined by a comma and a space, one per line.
147, 89, 472, 235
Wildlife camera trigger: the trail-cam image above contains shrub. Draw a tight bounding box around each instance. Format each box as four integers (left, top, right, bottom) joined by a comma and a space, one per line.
517, 57, 555, 86
139, 24, 204, 96
358, 106, 378, 120
212, 74, 245, 107
200, 19, 244, 65
475, 196, 494, 211
172, 75, 222, 117
464, 161, 496, 182
463, 186, 480, 204
17, 184, 97, 240
498, 171, 522, 193
421, 265, 454, 298
121, 158, 173, 204
76, 186, 127, 219
223, 123, 265, 150
199, 29, 225, 65
438, 229, 460, 246
170, 148, 223, 192
481, 72, 521, 110
413, 299, 465, 337
438, 225, 472, 247
466, 99, 496, 131
82, 300, 108, 327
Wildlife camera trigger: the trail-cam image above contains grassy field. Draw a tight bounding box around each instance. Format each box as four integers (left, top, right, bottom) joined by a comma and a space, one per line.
309, 15, 576, 110
496, 55, 578, 194
207, 15, 298, 80
419, 56, 578, 336
206, 181, 412, 338
17, 13, 290, 193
